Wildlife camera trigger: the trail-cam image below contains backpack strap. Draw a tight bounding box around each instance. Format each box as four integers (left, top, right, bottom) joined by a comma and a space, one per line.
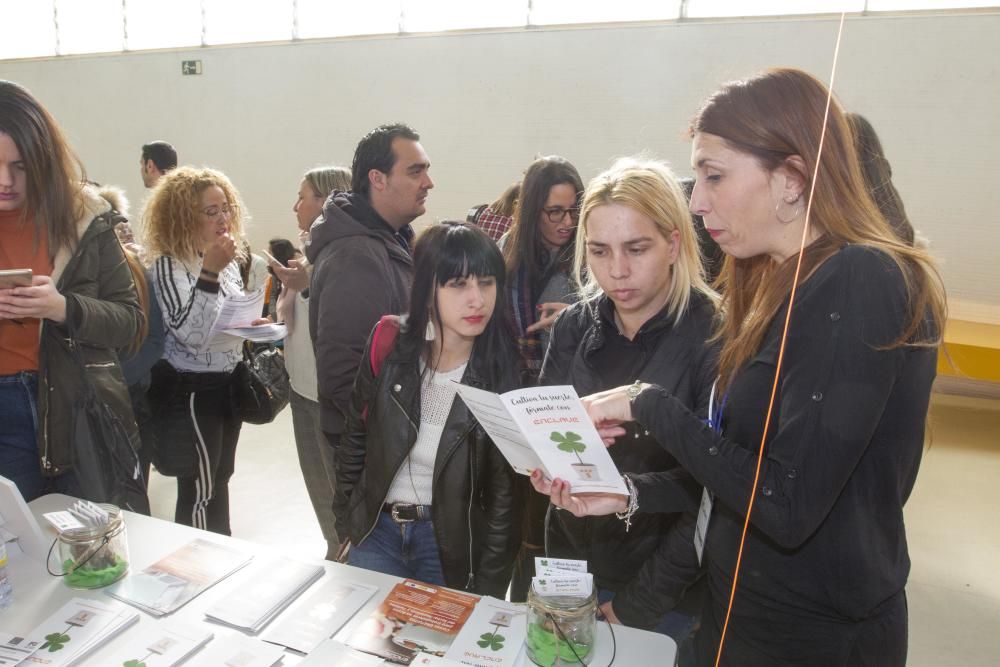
370, 315, 401, 377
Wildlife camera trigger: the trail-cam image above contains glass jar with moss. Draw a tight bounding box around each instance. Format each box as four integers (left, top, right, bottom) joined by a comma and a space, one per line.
525, 587, 597, 666
52, 505, 129, 589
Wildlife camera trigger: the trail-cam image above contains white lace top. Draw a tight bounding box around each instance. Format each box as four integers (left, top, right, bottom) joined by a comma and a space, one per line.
386, 359, 468, 506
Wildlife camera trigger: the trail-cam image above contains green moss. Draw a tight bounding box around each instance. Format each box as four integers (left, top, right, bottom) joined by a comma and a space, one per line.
63, 556, 128, 589
526, 622, 593, 666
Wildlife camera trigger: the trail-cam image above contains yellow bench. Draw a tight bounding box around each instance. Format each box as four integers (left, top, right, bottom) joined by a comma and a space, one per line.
938, 319, 1000, 383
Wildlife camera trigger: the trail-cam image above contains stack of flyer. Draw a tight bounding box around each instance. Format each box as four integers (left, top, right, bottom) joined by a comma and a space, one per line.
261, 578, 379, 654
204, 556, 324, 633
187, 633, 286, 667
347, 579, 479, 665
106, 538, 253, 616
7, 598, 139, 666
296, 639, 383, 666
100, 620, 213, 666
454, 384, 629, 495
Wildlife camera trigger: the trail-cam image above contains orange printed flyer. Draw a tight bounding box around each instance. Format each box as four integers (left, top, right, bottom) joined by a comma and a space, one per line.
347, 579, 479, 665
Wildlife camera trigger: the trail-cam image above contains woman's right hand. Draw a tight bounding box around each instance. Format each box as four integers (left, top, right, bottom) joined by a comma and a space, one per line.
530, 470, 627, 517
269, 257, 309, 292
202, 233, 237, 274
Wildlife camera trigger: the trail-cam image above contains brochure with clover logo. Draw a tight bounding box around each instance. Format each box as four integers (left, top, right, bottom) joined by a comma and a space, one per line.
443, 597, 526, 667
454, 384, 628, 495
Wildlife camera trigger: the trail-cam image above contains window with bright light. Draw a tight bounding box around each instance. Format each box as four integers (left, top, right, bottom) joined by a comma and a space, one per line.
55, 0, 123, 55
401, 0, 526, 32
0, 0, 56, 60
126, 0, 202, 51
203, 0, 294, 45
867, 0, 998, 8
685, 1, 864, 18
296, 0, 401, 38
530, 0, 681, 25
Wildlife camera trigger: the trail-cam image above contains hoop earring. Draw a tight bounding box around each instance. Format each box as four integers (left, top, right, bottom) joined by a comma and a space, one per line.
775, 196, 803, 224
425, 318, 436, 341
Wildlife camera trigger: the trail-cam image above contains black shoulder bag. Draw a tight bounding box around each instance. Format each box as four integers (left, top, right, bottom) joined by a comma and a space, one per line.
231, 342, 290, 425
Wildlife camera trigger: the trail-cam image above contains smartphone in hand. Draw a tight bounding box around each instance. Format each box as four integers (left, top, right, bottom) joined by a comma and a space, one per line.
0, 269, 32, 289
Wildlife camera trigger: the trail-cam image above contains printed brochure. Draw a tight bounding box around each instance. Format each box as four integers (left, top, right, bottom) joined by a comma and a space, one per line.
347, 579, 479, 665
106, 538, 253, 616
454, 384, 628, 495
443, 597, 527, 667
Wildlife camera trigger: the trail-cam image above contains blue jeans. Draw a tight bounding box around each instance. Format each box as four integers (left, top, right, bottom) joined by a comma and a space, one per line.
349, 512, 446, 585
0, 372, 80, 502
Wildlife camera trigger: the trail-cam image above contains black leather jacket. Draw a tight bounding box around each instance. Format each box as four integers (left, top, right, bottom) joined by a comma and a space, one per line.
539, 291, 717, 628
334, 329, 519, 598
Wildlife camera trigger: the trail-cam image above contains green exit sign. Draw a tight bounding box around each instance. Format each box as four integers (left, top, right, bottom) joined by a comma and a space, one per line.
181, 60, 202, 75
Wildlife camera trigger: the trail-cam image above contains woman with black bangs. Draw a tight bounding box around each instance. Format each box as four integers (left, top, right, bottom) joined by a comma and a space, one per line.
333, 222, 520, 597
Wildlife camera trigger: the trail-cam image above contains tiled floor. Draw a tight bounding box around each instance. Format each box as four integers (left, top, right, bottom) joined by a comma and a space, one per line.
147, 393, 1000, 665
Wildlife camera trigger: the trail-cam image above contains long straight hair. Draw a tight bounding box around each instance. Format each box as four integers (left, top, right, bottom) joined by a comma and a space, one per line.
502, 156, 583, 285
399, 222, 515, 389
0, 80, 85, 258
692, 68, 945, 392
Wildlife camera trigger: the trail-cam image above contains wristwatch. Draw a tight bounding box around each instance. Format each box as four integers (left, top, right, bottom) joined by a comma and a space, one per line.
626, 380, 644, 403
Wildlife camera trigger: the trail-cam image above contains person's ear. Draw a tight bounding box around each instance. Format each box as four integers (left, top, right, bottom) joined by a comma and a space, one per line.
666, 228, 680, 264
369, 169, 387, 193
777, 155, 808, 203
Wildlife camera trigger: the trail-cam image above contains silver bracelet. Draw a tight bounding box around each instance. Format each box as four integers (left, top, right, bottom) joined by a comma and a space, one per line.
616, 474, 639, 532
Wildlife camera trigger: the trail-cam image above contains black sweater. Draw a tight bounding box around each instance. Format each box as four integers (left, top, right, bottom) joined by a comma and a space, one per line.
540, 291, 717, 628
631, 245, 937, 663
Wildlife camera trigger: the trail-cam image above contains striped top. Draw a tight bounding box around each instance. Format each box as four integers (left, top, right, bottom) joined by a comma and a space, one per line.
153, 255, 244, 373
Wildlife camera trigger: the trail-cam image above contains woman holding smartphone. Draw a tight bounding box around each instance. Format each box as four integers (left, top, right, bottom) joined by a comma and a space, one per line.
334, 222, 519, 597
0, 80, 143, 501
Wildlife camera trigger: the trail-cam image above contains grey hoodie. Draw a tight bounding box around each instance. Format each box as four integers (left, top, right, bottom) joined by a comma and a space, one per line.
306, 192, 413, 436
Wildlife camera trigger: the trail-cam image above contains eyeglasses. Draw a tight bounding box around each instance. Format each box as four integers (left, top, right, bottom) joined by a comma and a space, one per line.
201, 204, 233, 219
542, 207, 580, 224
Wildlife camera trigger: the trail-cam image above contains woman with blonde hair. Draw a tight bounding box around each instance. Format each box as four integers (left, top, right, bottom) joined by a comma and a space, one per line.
145, 166, 258, 535
537, 157, 717, 636
269, 165, 352, 559
534, 68, 945, 665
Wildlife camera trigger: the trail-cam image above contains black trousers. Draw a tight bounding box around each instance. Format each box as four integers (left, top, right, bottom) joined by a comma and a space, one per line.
171, 372, 242, 535
691, 589, 908, 667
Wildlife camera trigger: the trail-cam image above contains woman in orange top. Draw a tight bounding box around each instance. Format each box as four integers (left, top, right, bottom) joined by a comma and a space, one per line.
0, 80, 143, 502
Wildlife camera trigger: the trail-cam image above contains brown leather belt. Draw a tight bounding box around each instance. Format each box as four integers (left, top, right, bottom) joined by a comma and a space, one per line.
382, 502, 432, 523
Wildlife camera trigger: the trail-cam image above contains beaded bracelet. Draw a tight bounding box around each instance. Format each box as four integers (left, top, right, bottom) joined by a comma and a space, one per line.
616, 474, 639, 532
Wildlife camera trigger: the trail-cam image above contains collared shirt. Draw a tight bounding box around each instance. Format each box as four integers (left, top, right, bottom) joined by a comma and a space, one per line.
467, 205, 513, 242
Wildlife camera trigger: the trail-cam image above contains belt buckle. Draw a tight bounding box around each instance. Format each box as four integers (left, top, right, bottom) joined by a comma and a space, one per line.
391, 503, 415, 523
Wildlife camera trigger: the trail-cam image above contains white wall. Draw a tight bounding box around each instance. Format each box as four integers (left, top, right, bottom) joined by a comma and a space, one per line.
2, 12, 997, 320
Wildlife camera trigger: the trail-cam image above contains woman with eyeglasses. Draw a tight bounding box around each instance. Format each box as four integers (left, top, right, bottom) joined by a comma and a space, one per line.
499, 155, 584, 382
143, 166, 261, 535
498, 155, 584, 600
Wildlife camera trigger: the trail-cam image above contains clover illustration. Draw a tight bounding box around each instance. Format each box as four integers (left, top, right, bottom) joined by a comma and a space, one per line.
478, 631, 506, 651
41, 631, 71, 652
550, 431, 587, 464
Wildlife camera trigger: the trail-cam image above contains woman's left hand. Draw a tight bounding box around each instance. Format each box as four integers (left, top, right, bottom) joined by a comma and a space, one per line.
250, 317, 272, 326
530, 471, 627, 517
0, 275, 67, 323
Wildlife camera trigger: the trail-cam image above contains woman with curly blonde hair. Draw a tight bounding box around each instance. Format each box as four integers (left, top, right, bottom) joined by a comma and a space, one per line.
144, 166, 255, 534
